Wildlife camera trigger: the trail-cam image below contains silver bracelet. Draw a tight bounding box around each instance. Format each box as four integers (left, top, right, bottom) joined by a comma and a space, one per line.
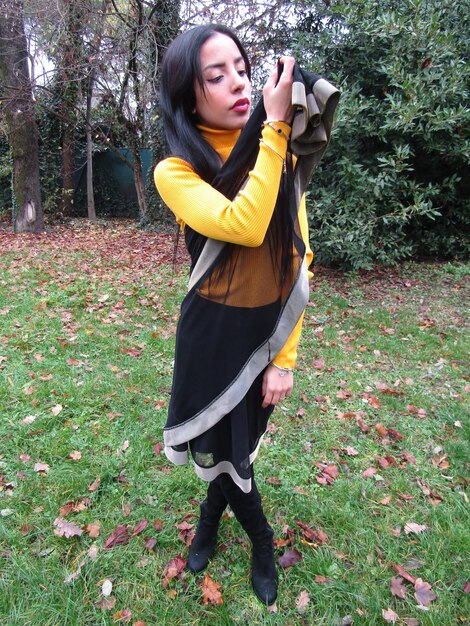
271, 362, 293, 377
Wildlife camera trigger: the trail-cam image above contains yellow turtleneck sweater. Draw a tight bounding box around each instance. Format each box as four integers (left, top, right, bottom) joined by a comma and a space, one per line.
154, 123, 313, 368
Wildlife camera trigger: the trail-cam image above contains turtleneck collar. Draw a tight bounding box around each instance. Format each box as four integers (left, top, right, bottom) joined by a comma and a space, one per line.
198, 124, 241, 161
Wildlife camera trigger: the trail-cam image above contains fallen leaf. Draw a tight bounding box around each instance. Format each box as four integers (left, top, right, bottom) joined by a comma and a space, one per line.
464, 580, 470, 594
402, 619, 420, 626
162, 554, 187, 588
153, 442, 163, 456
315, 463, 338, 486
53, 517, 83, 538
414, 578, 436, 607
131, 519, 148, 536
34, 462, 50, 473
404, 522, 427, 535
112, 608, 132, 622
177, 520, 195, 546
390, 563, 417, 584
314, 575, 331, 584
356, 414, 370, 432
21, 415, 36, 424
278, 548, 303, 568
69, 451, 82, 461
85, 521, 101, 538
362, 467, 377, 478
88, 476, 101, 492
390, 576, 407, 599
59, 498, 90, 516
296, 589, 310, 613
382, 608, 399, 623
380, 495, 392, 505
375, 422, 388, 437
201, 573, 223, 606
342, 446, 359, 456
103, 525, 130, 549
88, 544, 99, 561
96, 596, 116, 610
51, 404, 63, 416
143, 537, 157, 551
296, 520, 329, 545
402, 451, 417, 465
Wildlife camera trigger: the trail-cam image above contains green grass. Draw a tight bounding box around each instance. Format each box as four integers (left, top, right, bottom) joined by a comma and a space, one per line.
0, 222, 469, 625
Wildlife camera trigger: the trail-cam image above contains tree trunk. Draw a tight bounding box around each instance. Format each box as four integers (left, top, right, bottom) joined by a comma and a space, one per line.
57, 0, 84, 218
84, 0, 110, 223
61, 125, 75, 215
85, 89, 97, 223
132, 145, 148, 224
0, 1, 44, 233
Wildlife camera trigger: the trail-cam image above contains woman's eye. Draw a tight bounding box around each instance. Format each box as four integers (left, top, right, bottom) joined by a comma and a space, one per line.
238, 70, 247, 77
207, 76, 223, 84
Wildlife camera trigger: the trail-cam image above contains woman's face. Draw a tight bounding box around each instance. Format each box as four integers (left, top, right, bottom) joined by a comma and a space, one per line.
194, 33, 252, 131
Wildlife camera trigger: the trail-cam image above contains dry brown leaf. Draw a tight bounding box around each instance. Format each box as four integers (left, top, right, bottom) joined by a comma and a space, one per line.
103, 525, 130, 549
201, 573, 223, 606
296, 589, 310, 613
362, 467, 377, 478
404, 522, 427, 535
85, 521, 101, 538
88, 476, 101, 492
131, 519, 148, 536
112, 607, 132, 622
414, 578, 436, 607
53, 517, 83, 538
390, 577, 407, 599
342, 446, 359, 456
162, 554, 187, 588
390, 563, 417, 584
278, 548, 303, 568
34, 462, 50, 473
96, 596, 116, 610
382, 608, 399, 623
296, 520, 329, 545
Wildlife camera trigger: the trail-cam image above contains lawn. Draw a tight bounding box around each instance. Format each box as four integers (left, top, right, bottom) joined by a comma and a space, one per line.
0, 221, 468, 626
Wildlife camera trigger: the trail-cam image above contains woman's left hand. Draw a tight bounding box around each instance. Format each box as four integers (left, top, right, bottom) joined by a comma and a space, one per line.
261, 363, 294, 408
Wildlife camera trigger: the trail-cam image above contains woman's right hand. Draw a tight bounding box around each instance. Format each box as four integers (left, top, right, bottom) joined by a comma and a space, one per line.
263, 56, 295, 124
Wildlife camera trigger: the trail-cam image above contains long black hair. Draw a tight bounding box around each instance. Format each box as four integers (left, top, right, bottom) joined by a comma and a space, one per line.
159, 24, 251, 182
160, 25, 297, 287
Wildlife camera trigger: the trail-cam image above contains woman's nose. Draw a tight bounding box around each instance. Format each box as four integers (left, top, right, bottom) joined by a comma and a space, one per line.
231, 71, 245, 91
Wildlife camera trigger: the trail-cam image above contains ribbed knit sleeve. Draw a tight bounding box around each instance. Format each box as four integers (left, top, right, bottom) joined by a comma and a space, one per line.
154, 125, 289, 247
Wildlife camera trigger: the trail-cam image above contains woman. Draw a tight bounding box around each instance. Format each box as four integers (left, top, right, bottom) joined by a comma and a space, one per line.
155, 24, 322, 605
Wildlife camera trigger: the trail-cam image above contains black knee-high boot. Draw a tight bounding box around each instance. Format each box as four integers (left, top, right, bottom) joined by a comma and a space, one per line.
187, 477, 227, 573
219, 475, 278, 605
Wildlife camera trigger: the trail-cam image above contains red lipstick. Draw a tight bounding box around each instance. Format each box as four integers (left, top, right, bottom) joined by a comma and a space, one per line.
231, 98, 250, 112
